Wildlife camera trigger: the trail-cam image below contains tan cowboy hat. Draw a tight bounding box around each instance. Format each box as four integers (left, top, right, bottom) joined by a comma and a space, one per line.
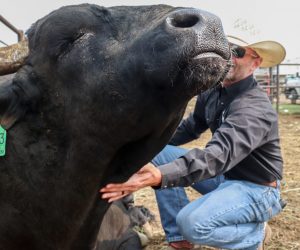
227, 35, 286, 68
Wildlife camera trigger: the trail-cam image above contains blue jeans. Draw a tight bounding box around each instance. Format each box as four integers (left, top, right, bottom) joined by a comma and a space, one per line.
152, 145, 282, 250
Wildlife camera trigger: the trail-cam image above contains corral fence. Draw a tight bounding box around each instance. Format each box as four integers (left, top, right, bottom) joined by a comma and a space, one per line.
256, 63, 300, 113
0, 15, 25, 43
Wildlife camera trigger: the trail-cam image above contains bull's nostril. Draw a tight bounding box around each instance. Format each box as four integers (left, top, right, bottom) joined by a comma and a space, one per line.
168, 14, 199, 28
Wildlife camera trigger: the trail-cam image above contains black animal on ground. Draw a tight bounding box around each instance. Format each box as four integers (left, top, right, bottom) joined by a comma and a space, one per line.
0, 4, 230, 250
96, 195, 154, 250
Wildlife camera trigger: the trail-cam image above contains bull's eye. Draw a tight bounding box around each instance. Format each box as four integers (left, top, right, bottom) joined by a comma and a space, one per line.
58, 32, 91, 59
169, 15, 199, 28
69, 32, 86, 46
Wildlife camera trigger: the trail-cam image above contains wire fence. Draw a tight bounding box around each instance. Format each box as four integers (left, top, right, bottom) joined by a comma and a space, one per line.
257, 63, 300, 112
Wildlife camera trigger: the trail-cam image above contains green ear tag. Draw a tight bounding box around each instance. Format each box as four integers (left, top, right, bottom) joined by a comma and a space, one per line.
0, 125, 7, 157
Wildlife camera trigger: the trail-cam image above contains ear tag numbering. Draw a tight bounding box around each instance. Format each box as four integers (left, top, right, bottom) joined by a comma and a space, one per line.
0, 125, 7, 157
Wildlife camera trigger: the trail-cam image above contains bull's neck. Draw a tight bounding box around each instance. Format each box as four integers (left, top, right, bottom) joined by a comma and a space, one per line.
6, 120, 115, 247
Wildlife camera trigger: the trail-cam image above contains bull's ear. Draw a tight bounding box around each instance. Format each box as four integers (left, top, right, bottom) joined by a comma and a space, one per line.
0, 66, 40, 129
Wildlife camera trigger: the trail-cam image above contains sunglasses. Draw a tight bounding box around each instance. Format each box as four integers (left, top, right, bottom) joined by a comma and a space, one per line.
230, 45, 259, 59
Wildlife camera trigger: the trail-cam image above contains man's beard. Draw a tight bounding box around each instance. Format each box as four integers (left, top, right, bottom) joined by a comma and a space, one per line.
224, 66, 237, 83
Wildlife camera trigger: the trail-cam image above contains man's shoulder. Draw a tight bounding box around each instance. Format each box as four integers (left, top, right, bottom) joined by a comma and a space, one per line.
230, 86, 274, 113
236, 85, 268, 100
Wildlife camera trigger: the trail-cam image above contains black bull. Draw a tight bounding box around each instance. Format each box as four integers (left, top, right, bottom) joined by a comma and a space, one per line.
0, 4, 230, 250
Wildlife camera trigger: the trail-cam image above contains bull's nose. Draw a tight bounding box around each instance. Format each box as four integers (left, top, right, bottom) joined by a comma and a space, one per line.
166, 11, 200, 28
165, 8, 230, 60
166, 8, 209, 29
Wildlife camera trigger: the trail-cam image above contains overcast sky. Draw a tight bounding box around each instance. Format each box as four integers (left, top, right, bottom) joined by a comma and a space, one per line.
1, 0, 299, 61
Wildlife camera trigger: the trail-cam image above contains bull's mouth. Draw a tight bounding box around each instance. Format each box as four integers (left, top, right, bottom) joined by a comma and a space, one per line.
183, 51, 232, 90
193, 52, 224, 60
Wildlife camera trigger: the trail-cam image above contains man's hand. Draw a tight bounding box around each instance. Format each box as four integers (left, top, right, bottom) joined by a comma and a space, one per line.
100, 163, 162, 202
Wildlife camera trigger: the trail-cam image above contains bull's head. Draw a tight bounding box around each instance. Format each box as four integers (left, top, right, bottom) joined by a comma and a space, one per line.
0, 4, 230, 130
0, 4, 230, 177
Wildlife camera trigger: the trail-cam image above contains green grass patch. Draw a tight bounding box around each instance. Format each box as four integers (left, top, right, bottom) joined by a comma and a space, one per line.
273, 103, 300, 114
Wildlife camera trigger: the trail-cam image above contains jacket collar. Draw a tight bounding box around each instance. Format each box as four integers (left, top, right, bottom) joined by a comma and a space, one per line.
223, 75, 257, 99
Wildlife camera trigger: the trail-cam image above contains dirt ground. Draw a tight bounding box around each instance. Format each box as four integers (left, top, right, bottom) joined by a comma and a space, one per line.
134, 102, 300, 249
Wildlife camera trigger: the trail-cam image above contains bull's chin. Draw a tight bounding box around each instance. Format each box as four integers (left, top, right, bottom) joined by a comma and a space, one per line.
184, 56, 230, 94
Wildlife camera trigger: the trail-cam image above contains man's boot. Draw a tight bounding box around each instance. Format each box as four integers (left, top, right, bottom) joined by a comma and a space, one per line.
166, 240, 195, 250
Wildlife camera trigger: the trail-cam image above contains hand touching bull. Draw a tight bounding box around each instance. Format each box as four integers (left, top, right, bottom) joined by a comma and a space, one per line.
100, 163, 162, 202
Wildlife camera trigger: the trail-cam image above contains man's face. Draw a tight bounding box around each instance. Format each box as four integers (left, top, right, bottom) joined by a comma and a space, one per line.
223, 45, 262, 87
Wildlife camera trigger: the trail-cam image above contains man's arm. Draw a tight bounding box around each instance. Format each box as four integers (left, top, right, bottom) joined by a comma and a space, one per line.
100, 163, 161, 202
101, 90, 276, 200
159, 96, 276, 188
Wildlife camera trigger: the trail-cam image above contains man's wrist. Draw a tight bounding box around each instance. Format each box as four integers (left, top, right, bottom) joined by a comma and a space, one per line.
152, 167, 162, 186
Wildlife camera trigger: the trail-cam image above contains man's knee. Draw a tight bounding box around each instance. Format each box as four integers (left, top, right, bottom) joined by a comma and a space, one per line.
176, 210, 213, 244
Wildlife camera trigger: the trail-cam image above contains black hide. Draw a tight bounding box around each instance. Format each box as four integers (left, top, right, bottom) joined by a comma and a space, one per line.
96, 198, 143, 250
0, 4, 230, 250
